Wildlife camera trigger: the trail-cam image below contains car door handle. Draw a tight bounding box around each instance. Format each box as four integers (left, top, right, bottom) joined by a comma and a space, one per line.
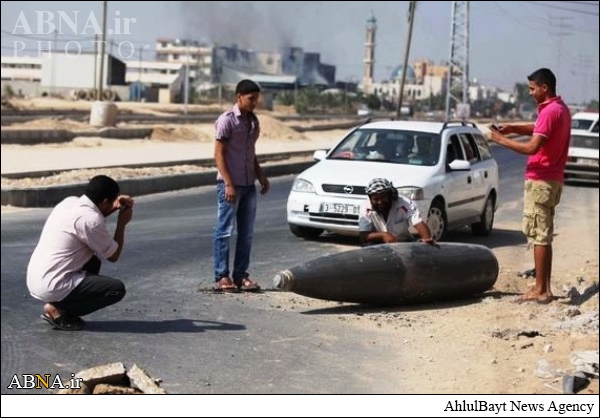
467, 176, 472, 184
484, 171, 488, 178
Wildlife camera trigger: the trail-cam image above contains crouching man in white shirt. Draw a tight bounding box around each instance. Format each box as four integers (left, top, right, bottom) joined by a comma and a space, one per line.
27, 175, 134, 331
359, 178, 435, 246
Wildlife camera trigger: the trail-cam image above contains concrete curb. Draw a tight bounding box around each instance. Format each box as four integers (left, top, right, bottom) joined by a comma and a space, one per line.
0, 129, 75, 144
2, 150, 317, 179
1, 127, 154, 144
1, 160, 315, 208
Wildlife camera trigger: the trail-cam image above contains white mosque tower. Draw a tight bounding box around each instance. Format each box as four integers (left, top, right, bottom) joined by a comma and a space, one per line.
362, 12, 377, 90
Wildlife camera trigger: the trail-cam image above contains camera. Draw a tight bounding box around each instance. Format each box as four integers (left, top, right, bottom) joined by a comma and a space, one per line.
489, 124, 499, 132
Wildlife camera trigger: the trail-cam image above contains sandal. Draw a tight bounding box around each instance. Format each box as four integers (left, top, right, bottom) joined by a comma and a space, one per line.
40, 313, 84, 331
238, 277, 261, 293
212, 277, 240, 293
513, 295, 554, 305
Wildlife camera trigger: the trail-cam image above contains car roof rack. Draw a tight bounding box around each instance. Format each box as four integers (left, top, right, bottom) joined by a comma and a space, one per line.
440, 120, 477, 133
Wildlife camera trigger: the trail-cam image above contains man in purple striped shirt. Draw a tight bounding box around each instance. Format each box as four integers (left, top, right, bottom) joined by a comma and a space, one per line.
212, 79, 270, 292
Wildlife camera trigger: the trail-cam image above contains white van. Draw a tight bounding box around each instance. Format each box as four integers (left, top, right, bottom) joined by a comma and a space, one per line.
565, 112, 599, 183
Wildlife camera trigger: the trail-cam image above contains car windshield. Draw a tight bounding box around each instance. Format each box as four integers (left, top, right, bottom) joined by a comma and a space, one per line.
328, 128, 441, 166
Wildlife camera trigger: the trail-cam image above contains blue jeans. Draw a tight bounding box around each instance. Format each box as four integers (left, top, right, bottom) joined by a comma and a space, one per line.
213, 182, 257, 283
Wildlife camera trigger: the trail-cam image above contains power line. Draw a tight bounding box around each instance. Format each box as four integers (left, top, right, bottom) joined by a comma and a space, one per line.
522, 1, 599, 16
554, 1, 600, 7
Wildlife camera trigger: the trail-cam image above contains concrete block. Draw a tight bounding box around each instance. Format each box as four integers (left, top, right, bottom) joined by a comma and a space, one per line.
127, 364, 166, 394
74, 362, 128, 390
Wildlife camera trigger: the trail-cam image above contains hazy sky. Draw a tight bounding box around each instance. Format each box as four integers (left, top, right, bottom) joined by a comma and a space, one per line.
2, 1, 598, 104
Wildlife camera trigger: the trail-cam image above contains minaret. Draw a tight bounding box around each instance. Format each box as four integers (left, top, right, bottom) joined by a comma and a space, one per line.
362, 12, 377, 92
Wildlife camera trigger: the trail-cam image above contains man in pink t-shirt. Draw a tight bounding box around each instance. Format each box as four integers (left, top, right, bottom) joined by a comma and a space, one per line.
489, 68, 571, 305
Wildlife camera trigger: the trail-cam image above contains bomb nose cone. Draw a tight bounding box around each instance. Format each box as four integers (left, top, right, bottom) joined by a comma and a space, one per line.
273, 269, 295, 291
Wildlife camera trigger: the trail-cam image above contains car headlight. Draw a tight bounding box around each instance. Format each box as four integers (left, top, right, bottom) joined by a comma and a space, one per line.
292, 178, 316, 193
398, 187, 424, 200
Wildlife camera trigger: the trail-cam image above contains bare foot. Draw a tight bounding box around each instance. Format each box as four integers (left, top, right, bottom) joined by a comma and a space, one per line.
514, 292, 554, 304
43, 303, 63, 319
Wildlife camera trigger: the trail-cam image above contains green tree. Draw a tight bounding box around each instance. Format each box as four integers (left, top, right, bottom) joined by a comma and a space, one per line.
3, 84, 15, 98
585, 100, 599, 112
363, 94, 381, 111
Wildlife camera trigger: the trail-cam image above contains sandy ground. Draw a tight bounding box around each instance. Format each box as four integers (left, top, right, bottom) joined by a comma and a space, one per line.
265, 205, 599, 394
1, 103, 598, 394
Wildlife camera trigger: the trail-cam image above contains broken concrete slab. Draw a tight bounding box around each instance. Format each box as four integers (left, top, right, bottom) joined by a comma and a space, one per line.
74, 362, 128, 390
127, 364, 166, 394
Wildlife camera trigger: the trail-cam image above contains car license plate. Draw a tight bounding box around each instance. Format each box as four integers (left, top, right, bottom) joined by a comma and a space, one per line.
321, 203, 359, 215
577, 158, 599, 166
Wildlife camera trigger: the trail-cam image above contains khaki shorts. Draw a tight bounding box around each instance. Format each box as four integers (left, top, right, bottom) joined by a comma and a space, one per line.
522, 180, 562, 246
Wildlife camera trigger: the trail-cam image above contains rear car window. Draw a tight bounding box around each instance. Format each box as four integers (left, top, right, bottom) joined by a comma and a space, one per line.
473, 134, 493, 160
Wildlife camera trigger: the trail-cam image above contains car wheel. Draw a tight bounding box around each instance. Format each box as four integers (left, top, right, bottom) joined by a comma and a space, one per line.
289, 224, 324, 239
471, 195, 495, 236
427, 200, 447, 241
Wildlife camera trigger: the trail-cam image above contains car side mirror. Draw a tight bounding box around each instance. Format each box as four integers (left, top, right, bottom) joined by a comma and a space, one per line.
448, 159, 471, 171
313, 150, 327, 161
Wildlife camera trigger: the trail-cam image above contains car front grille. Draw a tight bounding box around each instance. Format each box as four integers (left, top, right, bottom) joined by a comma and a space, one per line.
321, 184, 367, 195
571, 135, 599, 150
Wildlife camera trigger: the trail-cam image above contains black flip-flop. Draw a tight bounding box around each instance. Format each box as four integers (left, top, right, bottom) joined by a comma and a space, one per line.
40, 313, 84, 331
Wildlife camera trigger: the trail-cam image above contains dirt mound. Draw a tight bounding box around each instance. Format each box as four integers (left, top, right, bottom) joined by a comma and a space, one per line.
7, 97, 91, 112
149, 125, 211, 142
257, 114, 306, 140
6, 98, 224, 115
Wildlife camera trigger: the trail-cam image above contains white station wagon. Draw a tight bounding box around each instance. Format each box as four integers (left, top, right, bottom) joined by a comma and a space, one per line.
565, 112, 599, 183
286, 120, 499, 241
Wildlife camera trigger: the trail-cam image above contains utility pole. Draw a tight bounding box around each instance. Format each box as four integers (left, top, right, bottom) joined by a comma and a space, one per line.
294, 76, 298, 110
137, 44, 149, 102
549, 16, 572, 82
93, 34, 98, 94
218, 80, 223, 110
444, 1, 470, 120
396, 1, 416, 119
184, 44, 190, 114
50, 30, 57, 96
344, 78, 349, 115
576, 54, 594, 106
97, 0, 108, 101
137, 47, 143, 101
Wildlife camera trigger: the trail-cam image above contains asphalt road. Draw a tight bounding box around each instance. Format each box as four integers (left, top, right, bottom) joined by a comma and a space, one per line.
1, 147, 594, 394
